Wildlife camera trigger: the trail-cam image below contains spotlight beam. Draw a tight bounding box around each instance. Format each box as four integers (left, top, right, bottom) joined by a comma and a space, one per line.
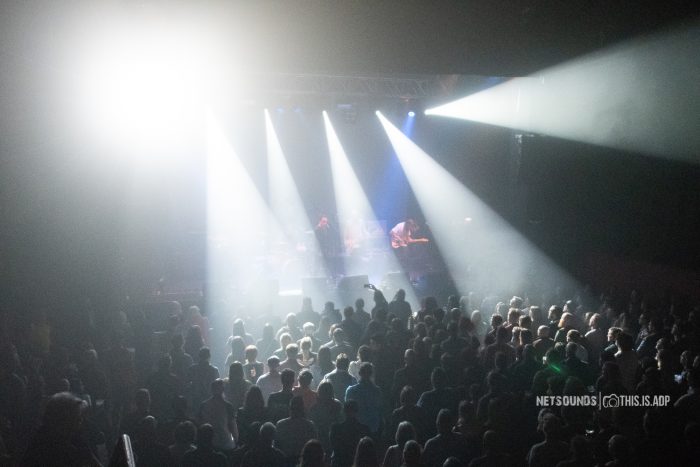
323, 111, 419, 308
426, 23, 700, 162
265, 109, 319, 284
377, 111, 576, 295
207, 113, 283, 298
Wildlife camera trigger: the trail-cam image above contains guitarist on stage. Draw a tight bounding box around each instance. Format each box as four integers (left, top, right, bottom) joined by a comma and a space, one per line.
390, 218, 429, 278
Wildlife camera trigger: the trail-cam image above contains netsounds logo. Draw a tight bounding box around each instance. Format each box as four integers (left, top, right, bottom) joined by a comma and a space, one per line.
536, 395, 598, 407
536, 393, 671, 409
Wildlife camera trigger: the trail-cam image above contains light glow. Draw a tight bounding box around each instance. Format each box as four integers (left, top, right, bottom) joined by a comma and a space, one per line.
426, 23, 700, 161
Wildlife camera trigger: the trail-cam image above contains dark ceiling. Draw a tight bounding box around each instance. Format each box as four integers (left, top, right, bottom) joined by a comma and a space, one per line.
222, 0, 700, 76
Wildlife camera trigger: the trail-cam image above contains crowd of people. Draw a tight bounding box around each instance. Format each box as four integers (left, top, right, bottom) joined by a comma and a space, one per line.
1, 285, 700, 466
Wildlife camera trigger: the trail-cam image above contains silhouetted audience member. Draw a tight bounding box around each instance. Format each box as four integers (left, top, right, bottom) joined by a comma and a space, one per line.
402, 440, 423, 467
181, 423, 227, 467
392, 349, 428, 407
346, 362, 383, 438
258, 356, 283, 402
293, 369, 318, 411
423, 409, 477, 467
555, 435, 594, 467
268, 368, 296, 423
275, 395, 318, 465
468, 430, 511, 467
22, 392, 101, 467
605, 434, 634, 467
225, 361, 252, 410
300, 438, 326, 467
309, 381, 343, 453
133, 415, 172, 466
187, 347, 220, 412
330, 400, 370, 467
168, 421, 196, 466
147, 354, 182, 420
383, 421, 417, 467
198, 379, 237, 452
418, 367, 459, 428
241, 422, 285, 467
121, 388, 151, 439
352, 436, 379, 467
527, 414, 570, 467
243, 345, 264, 383
324, 354, 357, 402
236, 384, 268, 444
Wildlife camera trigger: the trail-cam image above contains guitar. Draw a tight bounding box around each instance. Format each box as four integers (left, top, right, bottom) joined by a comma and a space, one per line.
391, 235, 429, 249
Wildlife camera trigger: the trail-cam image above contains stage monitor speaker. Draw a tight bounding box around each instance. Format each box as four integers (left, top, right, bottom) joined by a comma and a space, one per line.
337, 274, 369, 307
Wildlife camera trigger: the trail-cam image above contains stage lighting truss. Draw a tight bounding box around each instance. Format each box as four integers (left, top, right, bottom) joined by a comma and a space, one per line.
250, 72, 443, 99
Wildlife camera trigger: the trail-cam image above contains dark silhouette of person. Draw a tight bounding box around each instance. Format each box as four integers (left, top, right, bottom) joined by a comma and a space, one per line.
330, 400, 370, 467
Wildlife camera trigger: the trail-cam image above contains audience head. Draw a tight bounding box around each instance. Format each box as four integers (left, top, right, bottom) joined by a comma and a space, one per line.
336, 354, 350, 371
332, 328, 346, 344
318, 347, 333, 367
298, 369, 313, 387
616, 332, 634, 352
300, 439, 325, 467
559, 312, 575, 329
358, 362, 374, 381
174, 421, 196, 447
244, 385, 264, 411
196, 423, 215, 450
608, 326, 623, 342
317, 381, 334, 401
280, 368, 295, 389
343, 306, 354, 319
259, 422, 276, 446
285, 343, 299, 359
41, 392, 86, 436
303, 323, 315, 336
197, 346, 211, 363
548, 305, 563, 322
395, 420, 417, 446
400, 385, 418, 407
210, 378, 225, 397
357, 345, 372, 362
228, 362, 244, 382
402, 440, 422, 466
290, 395, 305, 418
244, 345, 258, 362
542, 413, 562, 439
436, 409, 454, 434
279, 333, 293, 349
395, 289, 406, 301
267, 356, 280, 371
565, 342, 579, 359
353, 436, 378, 467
